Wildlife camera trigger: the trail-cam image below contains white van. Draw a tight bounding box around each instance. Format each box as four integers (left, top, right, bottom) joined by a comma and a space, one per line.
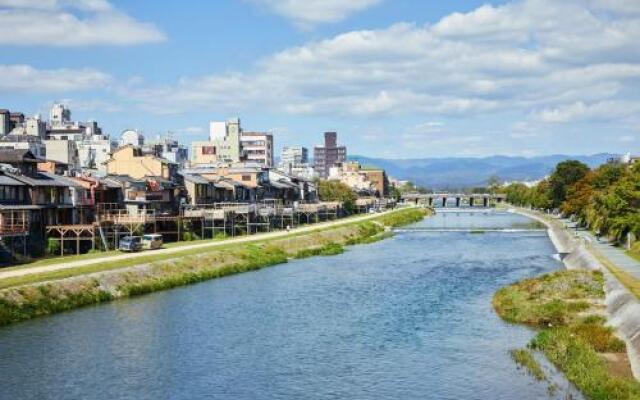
142, 234, 163, 250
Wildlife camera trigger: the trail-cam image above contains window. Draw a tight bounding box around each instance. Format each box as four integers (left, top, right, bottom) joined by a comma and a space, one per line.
242, 175, 251, 181
202, 146, 216, 155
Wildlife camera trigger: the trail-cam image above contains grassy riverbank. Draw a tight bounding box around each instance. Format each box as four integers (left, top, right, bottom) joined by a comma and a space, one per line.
493, 270, 640, 399
0, 208, 428, 327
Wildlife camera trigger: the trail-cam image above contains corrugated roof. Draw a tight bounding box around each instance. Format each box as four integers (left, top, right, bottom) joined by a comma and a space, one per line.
7, 172, 81, 188
38, 172, 84, 188
0, 174, 25, 186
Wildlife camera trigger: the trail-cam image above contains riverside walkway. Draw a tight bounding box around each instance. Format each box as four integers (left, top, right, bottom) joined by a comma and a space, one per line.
510, 207, 640, 289
577, 229, 640, 280
0, 209, 407, 282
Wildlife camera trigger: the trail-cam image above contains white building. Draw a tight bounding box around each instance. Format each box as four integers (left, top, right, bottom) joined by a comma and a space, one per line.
78, 137, 115, 174
44, 138, 79, 166
50, 103, 71, 127
281, 146, 308, 166
43, 104, 116, 173
0, 134, 46, 158
209, 121, 227, 141
8, 115, 46, 138
120, 129, 145, 147
279, 146, 315, 180
241, 131, 273, 167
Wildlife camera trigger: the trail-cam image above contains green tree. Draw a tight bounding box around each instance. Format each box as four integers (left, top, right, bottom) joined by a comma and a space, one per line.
547, 160, 590, 208
317, 180, 357, 214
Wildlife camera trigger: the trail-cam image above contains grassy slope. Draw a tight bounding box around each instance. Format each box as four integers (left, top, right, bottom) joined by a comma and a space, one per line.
0, 209, 424, 290
493, 270, 640, 400
0, 208, 428, 326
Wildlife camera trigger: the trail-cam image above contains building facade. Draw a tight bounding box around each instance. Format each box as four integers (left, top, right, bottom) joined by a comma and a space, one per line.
313, 132, 347, 178
105, 146, 177, 180
281, 146, 308, 166
0, 109, 11, 135
240, 131, 273, 167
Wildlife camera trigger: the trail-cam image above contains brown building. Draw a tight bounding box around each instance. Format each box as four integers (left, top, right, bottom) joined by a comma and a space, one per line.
313, 132, 347, 178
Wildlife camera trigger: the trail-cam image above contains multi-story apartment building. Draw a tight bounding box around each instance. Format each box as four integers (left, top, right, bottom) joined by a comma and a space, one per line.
45, 104, 115, 173
194, 119, 273, 167
313, 132, 347, 178
240, 131, 273, 167
279, 146, 316, 180
192, 118, 243, 166
281, 146, 308, 166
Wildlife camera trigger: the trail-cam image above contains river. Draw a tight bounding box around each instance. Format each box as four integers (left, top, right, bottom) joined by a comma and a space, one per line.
0, 211, 583, 399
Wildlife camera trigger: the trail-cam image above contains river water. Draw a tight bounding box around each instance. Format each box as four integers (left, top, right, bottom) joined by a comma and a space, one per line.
0, 211, 583, 400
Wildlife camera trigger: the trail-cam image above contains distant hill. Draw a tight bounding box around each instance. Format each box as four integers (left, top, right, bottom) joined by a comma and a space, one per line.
350, 154, 614, 190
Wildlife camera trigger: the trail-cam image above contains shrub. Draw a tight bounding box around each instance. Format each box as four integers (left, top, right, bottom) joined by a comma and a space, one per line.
45, 237, 61, 256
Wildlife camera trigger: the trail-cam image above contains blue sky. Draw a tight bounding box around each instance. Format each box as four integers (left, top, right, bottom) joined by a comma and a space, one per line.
1, 0, 639, 158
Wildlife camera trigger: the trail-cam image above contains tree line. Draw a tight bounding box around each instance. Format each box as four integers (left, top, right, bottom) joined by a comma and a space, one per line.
502, 160, 640, 244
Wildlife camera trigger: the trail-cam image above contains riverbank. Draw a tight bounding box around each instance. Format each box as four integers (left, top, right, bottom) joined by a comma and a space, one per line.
501, 206, 640, 396
494, 270, 640, 399
0, 208, 428, 327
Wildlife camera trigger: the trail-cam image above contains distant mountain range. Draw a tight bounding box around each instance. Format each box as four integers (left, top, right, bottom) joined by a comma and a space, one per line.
349, 154, 615, 190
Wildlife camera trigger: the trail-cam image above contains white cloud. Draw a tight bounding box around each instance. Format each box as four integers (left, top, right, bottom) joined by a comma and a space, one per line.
124, 0, 640, 131
249, 0, 382, 27
0, 64, 111, 92
0, 0, 165, 46
618, 135, 636, 142
532, 100, 640, 123
182, 126, 204, 134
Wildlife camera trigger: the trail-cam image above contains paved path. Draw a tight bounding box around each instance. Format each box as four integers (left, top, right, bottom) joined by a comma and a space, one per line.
0, 210, 405, 281
510, 207, 640, 280
577, 229, 640, 280
543, 213, 640, 280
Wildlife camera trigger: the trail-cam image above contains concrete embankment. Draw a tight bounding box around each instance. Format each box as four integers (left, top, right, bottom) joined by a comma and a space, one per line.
510, 207, 640, 380
0, 208, 428, 327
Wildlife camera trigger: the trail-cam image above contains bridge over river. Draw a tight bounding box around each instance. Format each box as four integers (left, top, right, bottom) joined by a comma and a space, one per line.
402, 193, 507, 208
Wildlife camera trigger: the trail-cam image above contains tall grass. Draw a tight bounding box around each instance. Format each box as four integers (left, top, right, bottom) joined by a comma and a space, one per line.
493, 270, 640, 399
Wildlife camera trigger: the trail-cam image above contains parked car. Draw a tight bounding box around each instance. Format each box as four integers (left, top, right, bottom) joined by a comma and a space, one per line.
142, 234, 163, 250
119, 236, 142, 252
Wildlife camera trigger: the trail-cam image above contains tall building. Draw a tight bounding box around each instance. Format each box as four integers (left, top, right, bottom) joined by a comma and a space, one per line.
314, 132, 347, 178
198, 118, 242, 163
240, 131, 273, 167
196, 118, 275, 166
49, 103, 71, 127
45, 104, 115, 173
0, 109, 10, 135
279, 146, 315, 179
281, 146, 308, 166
